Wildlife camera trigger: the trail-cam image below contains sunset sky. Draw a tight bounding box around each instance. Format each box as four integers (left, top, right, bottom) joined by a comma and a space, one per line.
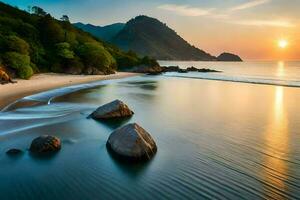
3, 0, 300, 60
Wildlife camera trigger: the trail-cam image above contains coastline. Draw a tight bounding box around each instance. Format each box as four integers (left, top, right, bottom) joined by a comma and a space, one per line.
0, 72, 140, 110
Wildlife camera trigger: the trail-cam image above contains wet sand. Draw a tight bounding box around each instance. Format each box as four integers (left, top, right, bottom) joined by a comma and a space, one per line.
0, 72, 139, 109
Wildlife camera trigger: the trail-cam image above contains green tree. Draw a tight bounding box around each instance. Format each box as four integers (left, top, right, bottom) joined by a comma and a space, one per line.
31, 6, 47, 16
39, 15, 64, 45
77, 42, 116, 70
60, 15, 70, 22
55, 42, 74, 59
5, 35, 30, 55
3, 52, 33, 79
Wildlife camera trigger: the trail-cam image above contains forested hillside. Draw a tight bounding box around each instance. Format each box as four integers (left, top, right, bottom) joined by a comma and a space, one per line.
0, 3, 156, 79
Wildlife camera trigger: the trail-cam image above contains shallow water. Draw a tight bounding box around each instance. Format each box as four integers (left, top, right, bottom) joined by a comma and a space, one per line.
160, 60, 300, 87
0, 61, 300, 199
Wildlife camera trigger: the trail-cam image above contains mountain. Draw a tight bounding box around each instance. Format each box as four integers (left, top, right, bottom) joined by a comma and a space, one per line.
111, 16, 216, 61
75, 16, 243, 62
75, 16, 217, 61
74, 22, 125, 41
0, 3, 155, 79
217, 53, 242, 62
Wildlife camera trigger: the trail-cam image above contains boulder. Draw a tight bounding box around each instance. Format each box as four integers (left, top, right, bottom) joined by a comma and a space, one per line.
178, 69, 188, 73
91, 100, 134, 119
6, 148, 23, 155
125, 64, 163, 74
0, 66, 17, 84
29, 135, 61, 153
107, 123, 157, 161
64, 66, 83, 75
161, 66, 180, 72
83, 67, 105, 75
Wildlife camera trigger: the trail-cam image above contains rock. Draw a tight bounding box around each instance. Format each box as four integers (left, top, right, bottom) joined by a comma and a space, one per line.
186, 66, 198, 72
106, 123, 157, 161
125, 64, 163, 74
217, 52, 242, 62
83, 67, 105, 75
161, 65, 221, 73
198, 68, 221, 73
29, 135, 61, 153
0, 66, 17, 84
6, 148, 23, 155
161, 66, 180, 72
178, 69, 188, 73
91, 100, 134, 119
147, 71, 162, 75
64, 66, 83, 75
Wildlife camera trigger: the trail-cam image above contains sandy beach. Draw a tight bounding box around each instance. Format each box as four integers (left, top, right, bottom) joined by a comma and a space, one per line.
0, 72, 139, 109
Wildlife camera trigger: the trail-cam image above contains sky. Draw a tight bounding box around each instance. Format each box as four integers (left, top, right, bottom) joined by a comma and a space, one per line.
2, 0, 300, 60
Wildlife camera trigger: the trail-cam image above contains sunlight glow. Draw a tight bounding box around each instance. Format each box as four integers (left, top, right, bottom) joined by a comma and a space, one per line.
278, 39, 288, 49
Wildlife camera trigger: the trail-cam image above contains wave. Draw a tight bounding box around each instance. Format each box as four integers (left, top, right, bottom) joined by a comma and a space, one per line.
0, 102, 89, 136
1, 77, 132, 112
164, 72, 300, 88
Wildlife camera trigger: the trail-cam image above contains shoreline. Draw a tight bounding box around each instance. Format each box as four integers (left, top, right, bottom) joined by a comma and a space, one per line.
0, 72, 140, 110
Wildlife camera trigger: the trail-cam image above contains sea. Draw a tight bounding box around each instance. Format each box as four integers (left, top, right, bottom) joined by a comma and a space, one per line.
0, 61, 299, 199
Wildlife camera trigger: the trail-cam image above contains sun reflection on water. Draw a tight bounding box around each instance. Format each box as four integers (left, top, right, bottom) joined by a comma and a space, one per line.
262, 86, 289, 199
277, 61, 285, 77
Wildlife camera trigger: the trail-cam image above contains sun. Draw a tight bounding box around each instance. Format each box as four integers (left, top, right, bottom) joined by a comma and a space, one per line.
278, 39, 288, 49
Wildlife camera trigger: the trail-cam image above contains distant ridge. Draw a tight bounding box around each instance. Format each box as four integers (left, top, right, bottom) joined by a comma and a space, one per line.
74, 22, 125, 41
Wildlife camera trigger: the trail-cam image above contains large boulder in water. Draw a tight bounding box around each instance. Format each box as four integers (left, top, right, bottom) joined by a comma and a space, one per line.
107, 123, 157, 161
29, 135, 61, 153
91, 100, 134, 119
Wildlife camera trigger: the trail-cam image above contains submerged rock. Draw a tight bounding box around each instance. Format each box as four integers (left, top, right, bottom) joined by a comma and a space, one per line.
106, 123, 157, 161
29, 135, 61, 153
6, 148, 23, 155
186, 66, 198, 72
198, 68, 221, 73
90, 100, 134, 119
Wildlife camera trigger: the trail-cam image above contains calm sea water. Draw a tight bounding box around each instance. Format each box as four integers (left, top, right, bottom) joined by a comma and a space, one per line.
0, 61, 300, 199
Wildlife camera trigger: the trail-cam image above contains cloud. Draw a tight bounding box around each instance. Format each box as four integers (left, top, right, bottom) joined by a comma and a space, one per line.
158, 4, 214, 17
232, 19, 295, 27
230, 0, 271, 11
157, 2, 296, 28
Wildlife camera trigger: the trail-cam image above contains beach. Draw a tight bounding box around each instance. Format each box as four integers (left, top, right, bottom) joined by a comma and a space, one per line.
0, 72, 139, 109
